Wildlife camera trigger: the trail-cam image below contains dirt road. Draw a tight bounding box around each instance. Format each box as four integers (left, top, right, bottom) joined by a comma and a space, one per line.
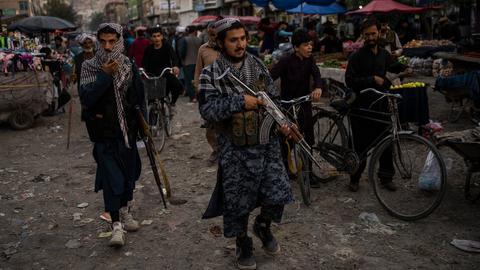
1, 91, 479, 269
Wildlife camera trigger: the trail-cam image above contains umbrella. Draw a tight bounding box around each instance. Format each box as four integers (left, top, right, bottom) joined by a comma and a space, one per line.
347, 0, 426, 15
7, 16, 76, 33
134, 26, 147, 32
191, 15, 219, 25
249, 0, 336, 10
287, 2, 347, 15
191, 15, 260, 25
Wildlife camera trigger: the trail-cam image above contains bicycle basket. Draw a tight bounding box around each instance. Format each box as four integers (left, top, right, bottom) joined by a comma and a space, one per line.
144, 77, 167, 100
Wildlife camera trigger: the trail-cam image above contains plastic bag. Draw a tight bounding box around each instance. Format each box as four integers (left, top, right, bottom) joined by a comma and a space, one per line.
418, 151, 441, 191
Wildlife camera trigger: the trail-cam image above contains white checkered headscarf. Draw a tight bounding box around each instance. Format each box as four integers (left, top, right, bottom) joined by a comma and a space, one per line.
80, 23, 133, 148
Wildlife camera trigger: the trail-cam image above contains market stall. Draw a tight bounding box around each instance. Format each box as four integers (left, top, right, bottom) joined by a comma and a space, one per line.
390, 82, 430, 126
433, 52, 480, 71
315, 61, 431, 126
402, 39, 456, 58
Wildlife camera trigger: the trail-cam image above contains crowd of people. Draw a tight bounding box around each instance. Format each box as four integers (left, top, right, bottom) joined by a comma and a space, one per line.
24, 11, 470, 270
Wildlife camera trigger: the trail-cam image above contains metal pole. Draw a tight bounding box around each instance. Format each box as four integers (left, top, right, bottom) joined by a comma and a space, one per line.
301, 3, 304, 28
0, 9, 3, 34
167, 0, 171, 23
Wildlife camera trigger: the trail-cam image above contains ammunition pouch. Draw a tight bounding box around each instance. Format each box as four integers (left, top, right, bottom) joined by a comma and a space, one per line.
216, 110, 261, 146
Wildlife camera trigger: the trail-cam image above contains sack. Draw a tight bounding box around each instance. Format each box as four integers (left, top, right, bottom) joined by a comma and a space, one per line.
418, 151, 441, 191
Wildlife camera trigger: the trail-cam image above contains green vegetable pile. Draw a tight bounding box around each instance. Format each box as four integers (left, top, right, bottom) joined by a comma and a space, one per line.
320, 60, 341, 68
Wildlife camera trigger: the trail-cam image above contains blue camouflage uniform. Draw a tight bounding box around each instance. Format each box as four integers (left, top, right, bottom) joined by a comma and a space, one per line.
199, 53, 293, 237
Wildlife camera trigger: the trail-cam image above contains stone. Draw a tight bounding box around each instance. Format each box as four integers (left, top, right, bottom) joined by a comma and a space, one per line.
172, 132, 191, 140
359, 212, 380, 224
141, 220, 153, 226
65, 239, 82, 249
77, 202, 89, 208
225, 244, 236, 250
73, 213, 82, 221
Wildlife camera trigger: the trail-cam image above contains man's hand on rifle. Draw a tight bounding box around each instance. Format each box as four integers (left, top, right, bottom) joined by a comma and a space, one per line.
244, 95, 265, 110
279, 123, 298, 140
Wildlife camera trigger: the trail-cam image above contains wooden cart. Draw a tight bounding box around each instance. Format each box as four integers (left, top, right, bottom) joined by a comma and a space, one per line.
0, 71, 54, 130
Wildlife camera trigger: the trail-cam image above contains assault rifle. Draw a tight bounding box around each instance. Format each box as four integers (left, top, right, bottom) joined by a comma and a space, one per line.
216, 68, 322, 169
136, 106, 169, 208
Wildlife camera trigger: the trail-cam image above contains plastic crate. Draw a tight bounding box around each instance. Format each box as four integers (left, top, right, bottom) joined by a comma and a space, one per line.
144, 77, 167, 100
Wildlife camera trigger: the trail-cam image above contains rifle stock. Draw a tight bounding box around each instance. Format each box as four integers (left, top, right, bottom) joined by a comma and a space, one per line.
136, 107, 170, 208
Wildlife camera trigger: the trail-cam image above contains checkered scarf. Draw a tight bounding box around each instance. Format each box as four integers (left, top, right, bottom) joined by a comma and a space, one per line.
80, 23, 132, 148
213, 53, 270, 95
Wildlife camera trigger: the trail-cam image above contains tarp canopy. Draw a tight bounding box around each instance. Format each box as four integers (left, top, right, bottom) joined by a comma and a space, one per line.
7, 16, 76, 33
347, 0, 426, 15
287, 2, 347, 15
249, 0, 336, 10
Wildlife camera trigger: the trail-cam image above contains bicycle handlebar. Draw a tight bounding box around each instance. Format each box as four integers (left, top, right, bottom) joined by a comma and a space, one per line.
139, 67, 173, 80
360, 88, 402, 99
280, 95, 311, 105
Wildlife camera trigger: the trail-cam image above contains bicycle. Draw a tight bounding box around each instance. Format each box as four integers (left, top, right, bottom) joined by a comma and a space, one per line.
280, 95, 314, 206
312, 88, 447, 221
139, 67, 174, 152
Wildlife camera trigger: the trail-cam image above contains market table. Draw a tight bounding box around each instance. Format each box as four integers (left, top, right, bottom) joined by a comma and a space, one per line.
402, 46, 456, 58
393, 86, 430, 126
433, 52, 480, 72
317, 66, 346, 84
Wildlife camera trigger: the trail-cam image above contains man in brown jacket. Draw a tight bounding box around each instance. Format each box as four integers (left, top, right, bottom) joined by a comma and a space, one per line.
194, 21, 221, 165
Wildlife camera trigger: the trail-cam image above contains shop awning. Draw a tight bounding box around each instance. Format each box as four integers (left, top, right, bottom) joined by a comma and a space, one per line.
287, 2, 347, 15
249, 0, 336, 10
347, 0, 426, 15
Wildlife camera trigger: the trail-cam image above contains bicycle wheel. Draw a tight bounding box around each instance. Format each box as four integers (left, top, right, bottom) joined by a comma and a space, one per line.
369, 133, 447, 221
312, 109, 348, 179
294, 145, 311, 206
162, 101, 173, 137
148, 104, 157, 135
152, 110, 166, 153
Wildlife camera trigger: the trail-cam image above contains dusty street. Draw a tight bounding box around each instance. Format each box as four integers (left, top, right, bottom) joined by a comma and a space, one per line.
1, 89, 480, 270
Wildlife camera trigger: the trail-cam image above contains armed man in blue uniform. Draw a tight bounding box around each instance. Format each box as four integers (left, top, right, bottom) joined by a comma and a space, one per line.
198, 18, 294, 269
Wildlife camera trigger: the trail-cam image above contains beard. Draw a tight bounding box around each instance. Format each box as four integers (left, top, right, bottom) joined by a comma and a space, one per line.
365, 39, 378, 49
224, 49, 246, 63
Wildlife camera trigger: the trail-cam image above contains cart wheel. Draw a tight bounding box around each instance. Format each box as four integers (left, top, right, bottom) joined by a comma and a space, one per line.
9, 110, 35, 130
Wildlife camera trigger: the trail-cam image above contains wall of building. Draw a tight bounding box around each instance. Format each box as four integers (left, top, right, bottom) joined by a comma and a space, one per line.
105, 2, 129, 24
0, 0, 36, 16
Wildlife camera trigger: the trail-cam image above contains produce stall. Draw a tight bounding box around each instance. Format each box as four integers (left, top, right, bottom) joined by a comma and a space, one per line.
433, 52, 480, 72
402, 39, 456, 58
316, 55, 347, 84
390, 82, 430, 126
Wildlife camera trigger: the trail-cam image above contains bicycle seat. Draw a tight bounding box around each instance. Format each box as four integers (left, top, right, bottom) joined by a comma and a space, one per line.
330, 92, 356, 112
330, 99, 350, 112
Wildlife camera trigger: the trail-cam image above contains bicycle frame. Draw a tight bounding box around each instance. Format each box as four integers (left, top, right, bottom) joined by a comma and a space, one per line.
320, 89, 405, 163
139, 67, 172, 124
